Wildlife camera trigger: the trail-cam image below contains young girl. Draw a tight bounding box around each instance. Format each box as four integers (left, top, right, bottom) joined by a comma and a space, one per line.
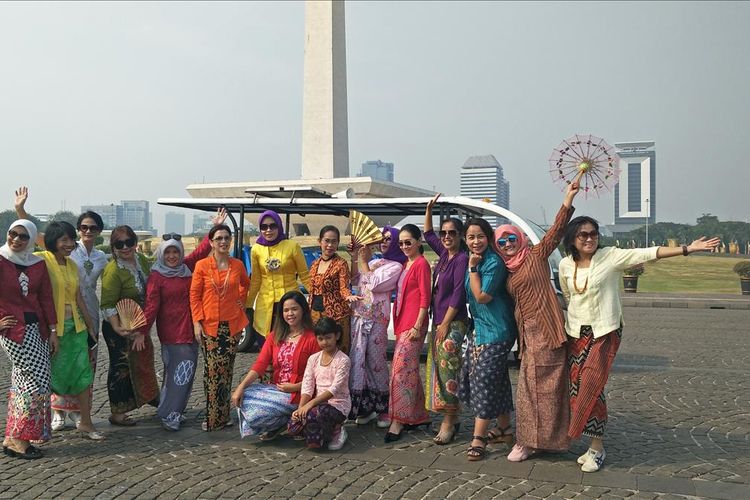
232, 290, 320, 440
288, 317, 351, 450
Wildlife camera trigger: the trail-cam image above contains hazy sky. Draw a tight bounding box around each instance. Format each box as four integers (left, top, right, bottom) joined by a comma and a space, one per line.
1, 1, 748, 233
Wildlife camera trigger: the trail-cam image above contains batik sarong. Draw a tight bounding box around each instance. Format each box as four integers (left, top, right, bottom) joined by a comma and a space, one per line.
50, 319, 93, 396
425, 318, 468, 414
201, 322, 238, 430
568, 325, 622, 439
459, 336, 514, 420
389, 327, 430, 425
348, 316, 389, 419
287, 403, 346, 448
237, 384, 296, 437
0, 323, 52, 442
158, 342, 199, 430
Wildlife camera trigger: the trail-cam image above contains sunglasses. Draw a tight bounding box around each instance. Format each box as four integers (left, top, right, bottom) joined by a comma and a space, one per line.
496, 234, 518, 247
113, 238, 137, 250
382, 236, 392, 242
438, 229, 458, 239
260, 223, 278, 231
78, 224, 101, 233
212, 236, 231, 242
398, 240, 415, 247
576, 230, 599, 241
8, 230, 30, 242
162, 233, 182, 241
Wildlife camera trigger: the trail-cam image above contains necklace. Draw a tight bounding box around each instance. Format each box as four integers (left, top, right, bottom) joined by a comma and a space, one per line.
573, 262, 589, 294
210, 266, 232, 299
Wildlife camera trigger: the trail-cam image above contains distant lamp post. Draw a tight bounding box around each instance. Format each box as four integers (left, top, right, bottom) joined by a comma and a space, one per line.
644, 198, 650, 247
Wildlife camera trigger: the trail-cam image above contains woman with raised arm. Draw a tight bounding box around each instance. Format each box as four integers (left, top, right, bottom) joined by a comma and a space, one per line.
422, 194, 469, 445
460, 217, 518, 461
347, 226, 403, 427
493, 180, 580, 462
1, 219, 57, 459
560, 218, 719, 472
139, 209, 226, 431
245, 210, 311, 350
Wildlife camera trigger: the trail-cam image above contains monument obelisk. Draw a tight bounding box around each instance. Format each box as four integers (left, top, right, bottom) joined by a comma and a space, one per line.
301, 0, 349, 179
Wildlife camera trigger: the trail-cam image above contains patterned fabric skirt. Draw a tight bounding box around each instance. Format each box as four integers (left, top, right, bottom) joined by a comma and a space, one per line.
515, 323, 570, 451
102, 320, 159, 414
348, 316, 389, 419
425, 318, 468, 414
0, 323, 52, 442
237, 384, 296, 438
158, 342, 199, 430
311, 311, 351, 354
50, 319, 93, 397
287, 403, 346, 448
459, 336, 514, 420
201, 322, 239, 430
389, 327, 430, 425
568, 325, 622, 440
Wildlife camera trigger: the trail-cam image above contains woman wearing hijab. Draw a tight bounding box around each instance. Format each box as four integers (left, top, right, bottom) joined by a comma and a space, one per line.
245, 210, 311, 349
0, 219, 57, 459
493, 181, 580, 462
140, 210, 225, 431
347, 225, 404, 427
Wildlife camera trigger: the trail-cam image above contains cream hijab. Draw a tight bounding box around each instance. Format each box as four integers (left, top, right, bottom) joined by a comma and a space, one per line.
0, 219, 43, 266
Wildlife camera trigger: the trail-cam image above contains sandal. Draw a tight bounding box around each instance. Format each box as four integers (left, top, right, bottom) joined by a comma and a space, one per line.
487, 425, 514, 445
433, 422, 460, 445
108, 415, 136, 427
467, 435, 489, 461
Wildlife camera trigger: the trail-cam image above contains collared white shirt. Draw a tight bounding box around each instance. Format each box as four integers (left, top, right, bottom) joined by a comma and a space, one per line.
70, 241, 108, 334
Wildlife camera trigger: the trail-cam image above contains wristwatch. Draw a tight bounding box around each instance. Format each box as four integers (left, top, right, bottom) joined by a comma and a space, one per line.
470, 266, 478, 273
682, 245, 689, 256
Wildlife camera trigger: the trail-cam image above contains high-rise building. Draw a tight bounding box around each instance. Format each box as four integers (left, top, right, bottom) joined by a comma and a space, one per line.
165, 212, 186, 235
121, 200, 150, 231
359, 160, 394, 182
613, 141, 656, 231
192, 214, 212, 234
80, 204, 121, 230
460, 155, 510, 227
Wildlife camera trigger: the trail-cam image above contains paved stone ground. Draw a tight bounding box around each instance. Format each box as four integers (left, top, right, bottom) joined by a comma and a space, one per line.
1, 307, 749, 499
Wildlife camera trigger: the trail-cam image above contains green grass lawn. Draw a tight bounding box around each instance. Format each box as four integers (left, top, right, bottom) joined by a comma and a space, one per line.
632, 254, 745, 294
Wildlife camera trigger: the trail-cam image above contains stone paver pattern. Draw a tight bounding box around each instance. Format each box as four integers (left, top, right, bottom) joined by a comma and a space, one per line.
1, 307, 749, 499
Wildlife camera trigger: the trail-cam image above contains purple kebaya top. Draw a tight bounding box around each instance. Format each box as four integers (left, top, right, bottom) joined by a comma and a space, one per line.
424, 230, 468, 325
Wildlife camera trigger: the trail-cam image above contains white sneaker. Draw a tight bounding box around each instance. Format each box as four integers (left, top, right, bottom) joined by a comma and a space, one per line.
577, 448, 593, 465
355, 412, 377, 425
581, 448, 606, 473
376, 415, 391, 429
327, 427, 347, 451
52, 411, 66, 431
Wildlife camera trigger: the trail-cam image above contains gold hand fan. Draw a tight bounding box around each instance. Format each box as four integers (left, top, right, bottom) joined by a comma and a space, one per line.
116, 298, 147, 331
349, 210, 383, 246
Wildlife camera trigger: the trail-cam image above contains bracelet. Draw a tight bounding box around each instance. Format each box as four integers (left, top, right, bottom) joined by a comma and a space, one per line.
682, 245, 689, 256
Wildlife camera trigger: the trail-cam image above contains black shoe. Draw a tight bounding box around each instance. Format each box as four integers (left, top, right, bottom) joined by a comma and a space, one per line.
384, 430, 403, 443
3, 445, 43, 460
404, 420, 431, 431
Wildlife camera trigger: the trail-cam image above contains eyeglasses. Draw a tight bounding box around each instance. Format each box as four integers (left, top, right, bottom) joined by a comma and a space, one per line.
496, 234, 518, 247
113, 238, 137, 250
576, 230, 599, 241
260, 223, 278, 231
321, 238, 338, 245
398, 240, 414, 247
8, 230, 30, 242
438, 229, 458, 239
78, 224, 101, 233
382, 236, 392, 242
212, 236, 231, 242
162, 233, 182, 241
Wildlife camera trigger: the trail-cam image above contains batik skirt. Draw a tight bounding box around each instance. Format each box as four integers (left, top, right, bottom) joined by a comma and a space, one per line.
458, 336, 514, 420
237, 384, 296, 438
425, 318, 468, 414
158, 342, 199, 430
102, 319, 159, 414
348, 316, 389, 418
287, 403, 346, 448
389, 327, 430, 425
0, 323, 52, 442
568, 325, 622, 439
201, 322, 239, 430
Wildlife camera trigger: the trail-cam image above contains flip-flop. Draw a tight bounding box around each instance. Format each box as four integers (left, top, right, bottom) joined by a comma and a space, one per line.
108, 415, 136, 427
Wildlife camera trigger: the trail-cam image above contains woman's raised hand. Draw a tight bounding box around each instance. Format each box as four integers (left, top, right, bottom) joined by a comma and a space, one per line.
427, 192, 441, 211
688, 236, 721, 253
211, 207, 228, 226
14, 186, 28, 211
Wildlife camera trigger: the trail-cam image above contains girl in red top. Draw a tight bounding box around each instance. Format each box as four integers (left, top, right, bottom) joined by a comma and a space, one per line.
385, 224, 432, 443
140, 209, 226, 431
232, 290, 320, 441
